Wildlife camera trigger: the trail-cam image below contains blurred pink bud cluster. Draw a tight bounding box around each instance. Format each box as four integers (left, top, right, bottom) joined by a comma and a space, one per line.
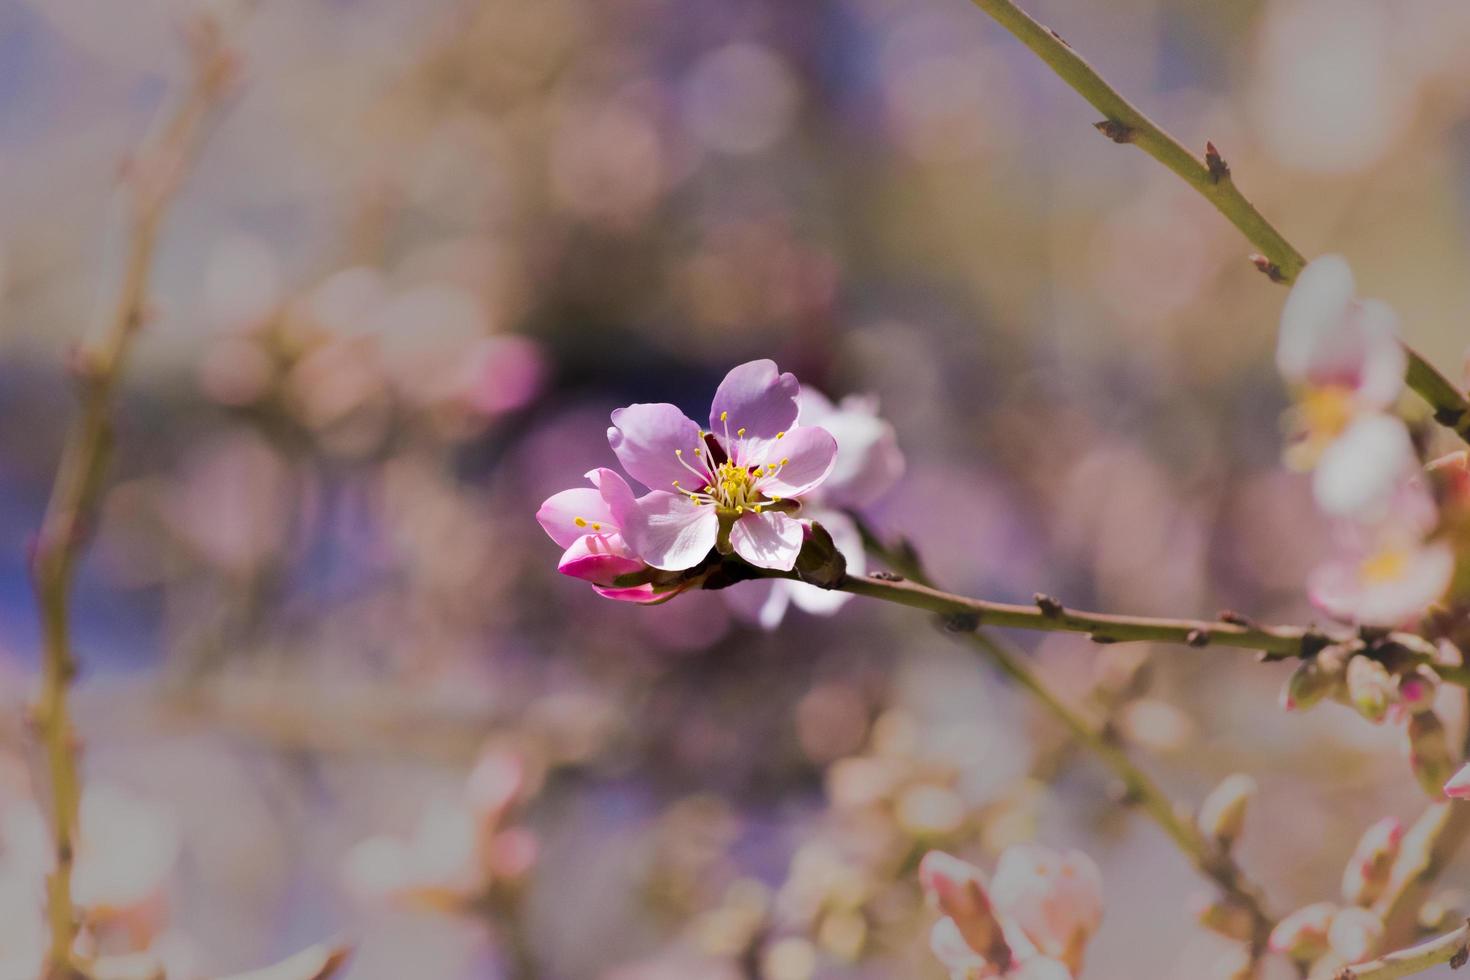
1276, 255, 1452, 628
919, 845, 1103, 979
344, 746, 539, 910
540, 360, 900, 604
1259, 816, 1403, 971
199, 240, 545, 454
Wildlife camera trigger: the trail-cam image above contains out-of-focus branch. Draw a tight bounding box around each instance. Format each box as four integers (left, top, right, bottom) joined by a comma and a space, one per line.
847, 517, 1275, 950
963, 0, 1470, 445
28, 25, 236, 975
1333, 920, 1470, 980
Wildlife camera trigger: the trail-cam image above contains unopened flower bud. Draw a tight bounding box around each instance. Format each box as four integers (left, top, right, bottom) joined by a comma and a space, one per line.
1268, 902, 1336, 962
1328, 906, 1384, 963
919, 851, 1006, 964
1190, 893, 1254, 942
1281, 645, 1351, 712
1197, 774, 1256, 848
1397, 667, 1440, 714
1346, 656, 1395, 724
1408, 712, 1456, 799
1341, 816, 1404, 907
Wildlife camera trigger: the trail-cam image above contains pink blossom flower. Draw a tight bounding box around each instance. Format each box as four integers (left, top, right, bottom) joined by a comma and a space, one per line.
1307, 481, 1452, 627
989, 844, 1103, 974
725, 386, 904, 628
1277, 255, 1411, 518
537, 468, 676, 603
920, 846, 1100, 980
1269, 902, 1336, 962
608, 359, 837, 571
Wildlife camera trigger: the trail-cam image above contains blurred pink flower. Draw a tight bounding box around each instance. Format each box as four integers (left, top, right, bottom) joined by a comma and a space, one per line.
1307, 481, 1452, 627
920, 846, 1101, 979
606, 359, 837, 571
1277, 255, 1412, 519
1268, 901, 1336, 962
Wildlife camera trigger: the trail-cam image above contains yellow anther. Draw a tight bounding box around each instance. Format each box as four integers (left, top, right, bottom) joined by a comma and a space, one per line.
720, 411, 728, 422
754, 505, 764, 513
673, 480, 681, 486
736, 505, 744, 514
737, 427, 746, 437
675, 449, 683, 456
776, 431, 785, 439
591, 522, 602, 531
574, 517, 588, 527
771, 497, 782, 503
780, 458, 789, 466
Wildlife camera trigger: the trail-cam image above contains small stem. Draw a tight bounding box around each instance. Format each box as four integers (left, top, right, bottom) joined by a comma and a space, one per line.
964, 0, 1470, 445
28, 29, 233, 975
1333, 920, 1470, 980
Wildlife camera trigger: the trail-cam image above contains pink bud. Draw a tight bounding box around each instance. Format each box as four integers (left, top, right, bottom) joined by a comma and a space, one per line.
919, 851, 1006, 965
1268, 902, 1336, 962
1196, 774, 1256, 847
1444, 762, 1470, 800
1341, 817, 1404, 907
557, 534, 646, 586
1328, 907, 1384, 963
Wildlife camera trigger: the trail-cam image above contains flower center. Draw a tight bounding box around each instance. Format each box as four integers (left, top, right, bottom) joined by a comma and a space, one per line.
671, 420, 789, 515
1300, 384, 1355, 442
1360, 549, 1408, 585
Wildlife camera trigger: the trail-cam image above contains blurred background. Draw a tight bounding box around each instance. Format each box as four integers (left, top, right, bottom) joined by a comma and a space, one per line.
4, 0, 1470, 976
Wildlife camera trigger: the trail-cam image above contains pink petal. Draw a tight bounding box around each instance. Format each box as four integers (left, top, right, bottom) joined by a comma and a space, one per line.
557, 534, 646, 585
708, 359, 800, 446
587, 467, 640, 526
537, 488, 616, 548
799, 389, 906, 508
1313, 414, 1416, 518
729, 511, 803, 571
1308, 541, 1453, 627
608, 404, 708, 493
1276, 254, 1357, 385
623, 491, 720, 571
753, 426, 837, 498
723, 578, 791, 629
593, 583, 664, 603
1352, 299, 1406, 408
1444, 762, 1470, 799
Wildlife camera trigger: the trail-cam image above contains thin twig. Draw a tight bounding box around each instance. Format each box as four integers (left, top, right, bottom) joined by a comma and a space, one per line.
1333, 919, 1470, 980
28, 26, 235, 975
963, 0, 1470, 445
847, 517, 1275, 950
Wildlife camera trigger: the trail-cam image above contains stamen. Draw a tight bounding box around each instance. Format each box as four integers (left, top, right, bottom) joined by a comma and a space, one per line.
574, 517, 588, 527
776, 431, 785, 439
591, 522, 602, 531
737, 427, 746, 437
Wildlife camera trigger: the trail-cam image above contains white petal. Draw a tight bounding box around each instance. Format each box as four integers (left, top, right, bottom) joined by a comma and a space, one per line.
1313, 414, 1417, 518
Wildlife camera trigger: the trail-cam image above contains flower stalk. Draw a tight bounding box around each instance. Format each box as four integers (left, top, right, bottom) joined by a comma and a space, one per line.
28, 27, 234, 975
964, 0, 1470, 446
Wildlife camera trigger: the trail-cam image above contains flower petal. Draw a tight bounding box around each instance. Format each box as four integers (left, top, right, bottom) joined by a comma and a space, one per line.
608, 404, 708, 493
754, 425, 837, 498
1352, 299, 1406, 409
1277, 254, 1357, 385
1444, 762, 1470, 800
537, 488, 615, 548
557, 534, 645, 585
1309, 541, 1453, 627
723, 579, 792, 630
800, 390, 906, 508
1313, 414, 1417, 518
709, 359, 800, 446
623, 491, 720, 570
587, 467, 640, 526
729, 510, 803, 570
